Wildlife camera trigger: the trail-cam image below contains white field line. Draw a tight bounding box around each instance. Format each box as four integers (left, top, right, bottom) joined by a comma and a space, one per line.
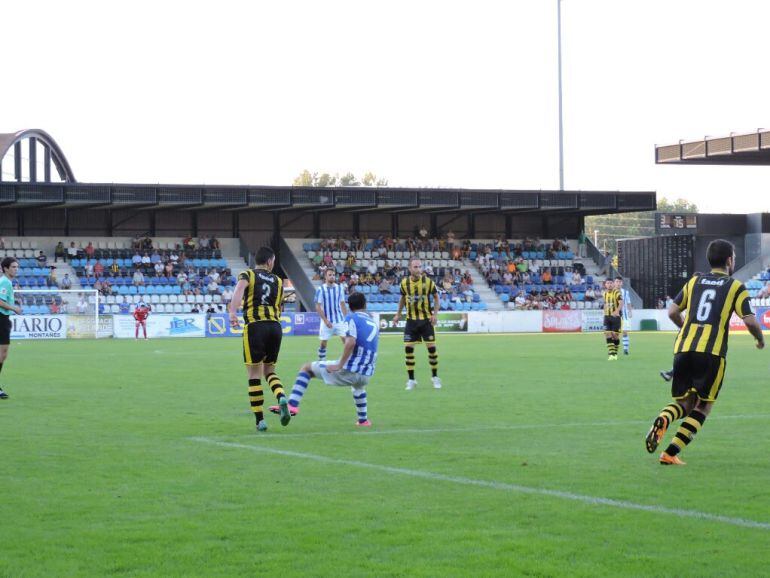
217, 413, 770, 439
189, 436, 770, 531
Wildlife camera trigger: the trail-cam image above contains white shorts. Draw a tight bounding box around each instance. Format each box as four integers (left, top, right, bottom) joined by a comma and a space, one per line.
311, 361, 370, 389
319, 321, 348, 341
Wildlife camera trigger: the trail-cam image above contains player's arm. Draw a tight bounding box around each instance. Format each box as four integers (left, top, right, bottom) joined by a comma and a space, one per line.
327, 336, 356, 372
613, 297, 623, 317
394, 281, 406, 323
431, 283, 439, 325
0, 298, 22, 315
735, 284, 765, 349
340, 296, 348, 317
228, 279, 248, 328
669, 277, 696, 328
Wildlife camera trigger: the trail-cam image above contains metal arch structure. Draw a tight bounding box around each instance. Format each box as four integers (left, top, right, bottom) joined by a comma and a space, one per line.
0, 129, 76, 183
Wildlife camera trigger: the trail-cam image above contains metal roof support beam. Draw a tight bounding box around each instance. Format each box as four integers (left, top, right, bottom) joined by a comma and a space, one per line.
28, 137, 37, 182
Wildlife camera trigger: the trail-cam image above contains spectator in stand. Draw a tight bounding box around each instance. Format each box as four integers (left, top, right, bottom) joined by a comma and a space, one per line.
0, 236, 4, 249
36, 251, 48, 266
459, 280, 474, 301
424, 262, 434, 277
60, 273, 72, 290
378, 277, 392, 294
169, 250, 179, 263
100, 278, 112, 297
207, 279, 219, 295
502, 270, 513, 285
110, 261, 120, 276
191, 304, 201, 313
210, 236, 220, 250
54, 242, 66, 263
205, 303, 217, 317
85, 242, 95, 259
488, 270, 501, 285
198, 235, 209, 250
514, 290, 528, 309
50, 300, 60, 314
665, 295, 673, 309
47, 268, 58, 288
366, 260, 378, 276
67, 242, 78, 261
153, 261, 164, 276
142, 236, 153, 251
584, 286, 596, 302
183, 236, 196, 251
164, 262, 174, 277
542, 268, 552, 284
209, 269, 220, 284
221, 286, 234, 303
131, 251, 142, 268
84, 259, 94, 277
94, 260, 104, 279
177, 270, 188, 285
141, 253, 151, 270
132, 270, 145, 286
570, 270, 582, 286
150, 250, 161, 264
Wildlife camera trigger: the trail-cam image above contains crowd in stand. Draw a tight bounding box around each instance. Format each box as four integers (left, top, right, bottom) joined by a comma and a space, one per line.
305, 232, 486, 310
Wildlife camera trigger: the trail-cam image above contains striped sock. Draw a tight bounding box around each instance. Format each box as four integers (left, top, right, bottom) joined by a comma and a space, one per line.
265, 372, 285, 401
606, 337, 614, 356
248, 378, 264, 424
614, 338, 620, 354
289, 371, 312, 409
657, 402, 686, 428
405, 346, 415, 380
353, 388, 368, 423
622, 334, 630, 353
318, 346, 327, 361
665, 410, 707, 456
427, 346, 438, 378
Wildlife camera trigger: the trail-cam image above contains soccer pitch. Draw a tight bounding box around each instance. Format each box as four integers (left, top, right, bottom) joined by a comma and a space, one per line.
2, 332, 770, 577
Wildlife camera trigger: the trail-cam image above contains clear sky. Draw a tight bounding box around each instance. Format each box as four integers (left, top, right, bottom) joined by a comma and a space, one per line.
3, 0, 770, 213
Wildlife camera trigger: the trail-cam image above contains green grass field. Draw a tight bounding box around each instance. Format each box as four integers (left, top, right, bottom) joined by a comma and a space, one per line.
2, 332, 770, 577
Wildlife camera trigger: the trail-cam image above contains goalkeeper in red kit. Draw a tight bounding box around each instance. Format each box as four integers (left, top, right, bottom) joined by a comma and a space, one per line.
133, 302, 151, 339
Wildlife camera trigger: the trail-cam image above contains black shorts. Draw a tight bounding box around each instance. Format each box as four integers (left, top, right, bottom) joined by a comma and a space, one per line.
0, 314, 10, 346
242, 321, 282, 365
671, 352, 726, 402
603, 315, 621, 332
404, 319, 435, 344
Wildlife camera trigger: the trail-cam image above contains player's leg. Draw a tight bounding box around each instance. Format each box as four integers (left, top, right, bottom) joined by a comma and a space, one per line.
423, 323, 441, 389
263, 323, 290, 425
660, 355, 723, 464
603, 316, 614, 359
283, 362, 315, 413
142, 321, 147, 339
0, 342, 10, 399
352, 384, 370, 426
646, 353, 694, 453
660, 368, 674, 382
318, 339, 328, 361
622, 328, 630, 355
135, 321, 139, 339
404, 321, 418, 390
243, 323, 268, 431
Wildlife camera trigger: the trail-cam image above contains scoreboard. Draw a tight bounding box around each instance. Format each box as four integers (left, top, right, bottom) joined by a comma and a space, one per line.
656, 213, 698, 234
617, 235, 694, 308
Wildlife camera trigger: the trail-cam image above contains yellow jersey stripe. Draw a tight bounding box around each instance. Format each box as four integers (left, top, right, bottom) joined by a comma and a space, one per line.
711, 281, 741, 356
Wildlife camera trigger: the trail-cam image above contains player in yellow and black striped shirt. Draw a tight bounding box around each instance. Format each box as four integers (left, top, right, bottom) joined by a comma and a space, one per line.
602, 279, 623, 360
393, 258, 442, 390
229, 246, 291, 432
645, 239, 765, 466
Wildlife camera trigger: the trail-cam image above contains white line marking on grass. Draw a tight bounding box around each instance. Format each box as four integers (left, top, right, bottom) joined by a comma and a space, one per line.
189, 437, 770, 530
219, 413, 770, 439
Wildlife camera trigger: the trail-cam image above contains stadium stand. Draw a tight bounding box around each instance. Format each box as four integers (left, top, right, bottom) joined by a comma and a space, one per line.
0, 236, 249, 315
470, 238, 607, 310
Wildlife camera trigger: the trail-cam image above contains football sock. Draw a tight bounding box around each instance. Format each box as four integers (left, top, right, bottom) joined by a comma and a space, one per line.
0, 362, 3, 376
405, 346, 415, 380
665, 409, 707, 456
353, 388, 368, 423
657, 402, 685, 428
289, 371, 312, 408
614, 338, 620, 353
248, 378, 264, 424
622, 334, 630, 352
265, 372, 285, 400
606, 337, 614, 355
427, 346, 438, 378
318, 346, 327, 360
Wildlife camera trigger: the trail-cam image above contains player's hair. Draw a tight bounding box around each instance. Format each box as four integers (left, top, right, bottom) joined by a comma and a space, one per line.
348, 292, 366, 311
706, 239, 734, 268
615, 276, 623, 281
1, 257, 18, 272
255, 246, 275, 266
409, 257, 422, 267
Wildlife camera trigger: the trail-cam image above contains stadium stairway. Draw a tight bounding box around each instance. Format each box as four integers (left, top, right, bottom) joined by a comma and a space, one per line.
462, 265, 505, 311
280, 238, 319, 311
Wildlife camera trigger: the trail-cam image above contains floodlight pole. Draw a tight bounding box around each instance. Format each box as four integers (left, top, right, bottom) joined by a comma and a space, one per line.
557, 0, 565, 191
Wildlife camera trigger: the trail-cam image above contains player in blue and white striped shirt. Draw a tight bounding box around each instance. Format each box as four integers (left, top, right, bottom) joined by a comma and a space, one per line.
315, 269, 348, 360
614, 277, 632, 355
270, 292, 378, 426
